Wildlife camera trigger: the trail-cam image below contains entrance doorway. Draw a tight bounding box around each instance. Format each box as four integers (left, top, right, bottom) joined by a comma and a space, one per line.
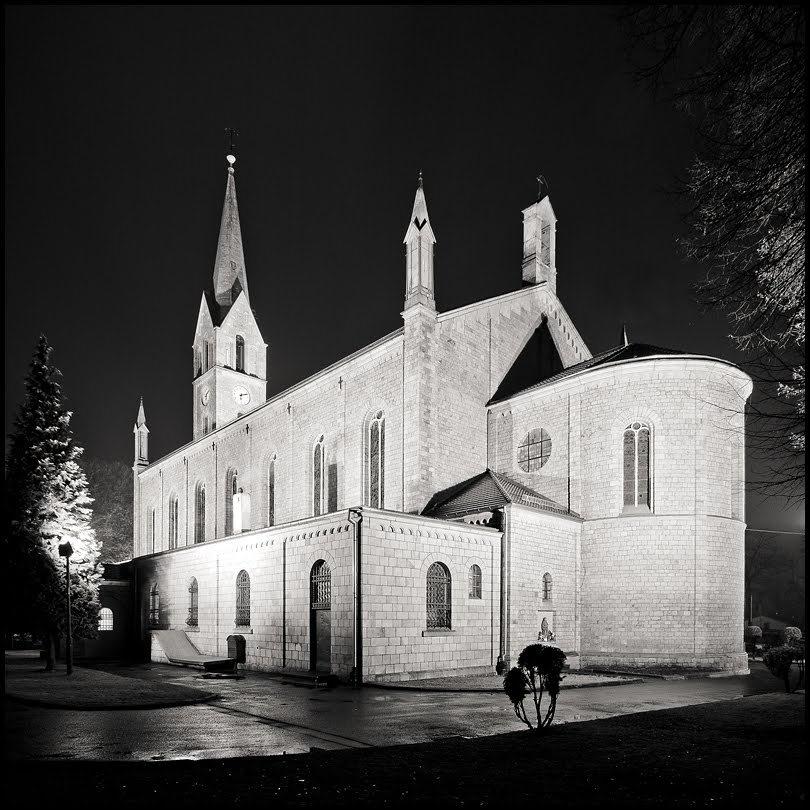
310, 560, 331, 672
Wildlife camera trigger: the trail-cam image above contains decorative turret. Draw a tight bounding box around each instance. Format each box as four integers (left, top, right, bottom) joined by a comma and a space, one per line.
521, 175, 557, 292
133, 397, 149, 468
403, 172, 436, 311
213, 154, 249, 308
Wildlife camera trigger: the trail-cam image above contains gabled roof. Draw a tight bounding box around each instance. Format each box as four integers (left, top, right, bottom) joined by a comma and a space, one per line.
423, 469, 579, 520
488, 342, 689, 405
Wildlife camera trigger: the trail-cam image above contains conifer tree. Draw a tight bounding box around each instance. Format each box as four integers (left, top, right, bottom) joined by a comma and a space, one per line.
5, 335, 101, 670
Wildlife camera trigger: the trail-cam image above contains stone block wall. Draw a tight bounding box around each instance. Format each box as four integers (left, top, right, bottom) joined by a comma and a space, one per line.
504, 505, 580, 665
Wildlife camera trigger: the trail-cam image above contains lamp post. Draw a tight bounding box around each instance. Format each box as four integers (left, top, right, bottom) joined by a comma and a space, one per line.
58, 541, 74, 676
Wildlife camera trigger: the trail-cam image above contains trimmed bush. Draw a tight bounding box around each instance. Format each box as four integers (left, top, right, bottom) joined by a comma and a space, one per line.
763, 645, 802, 693
503, 644, 566, 731
783, 627, 802, 645
744, 625, 762, 641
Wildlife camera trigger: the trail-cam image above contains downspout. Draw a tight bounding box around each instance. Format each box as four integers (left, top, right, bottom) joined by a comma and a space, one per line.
347, 508, 363, 687
497, 506, 509, 674
282, 537, 287, 668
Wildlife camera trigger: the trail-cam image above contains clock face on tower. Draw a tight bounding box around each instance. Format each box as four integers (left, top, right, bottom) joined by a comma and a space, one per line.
200, 389, 210, 406
232, 385, 251, 405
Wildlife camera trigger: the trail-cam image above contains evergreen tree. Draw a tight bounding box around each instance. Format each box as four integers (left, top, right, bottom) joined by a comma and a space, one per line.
5, 335, 101, 670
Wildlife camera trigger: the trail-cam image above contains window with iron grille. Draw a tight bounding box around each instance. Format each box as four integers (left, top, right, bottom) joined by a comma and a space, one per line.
623, 421, 652, 510
542, 572, 553, 601
367, 411, 385, 509
517, 428, 552, 472
187, 577, 199, 626
98, 607, 114, 632
235, 570, 250, 626
468, 564, 482, 599
268, 456, 276, 527
310, 560, 331, 609
149, 584, 160, 626
426, 562, 451, 629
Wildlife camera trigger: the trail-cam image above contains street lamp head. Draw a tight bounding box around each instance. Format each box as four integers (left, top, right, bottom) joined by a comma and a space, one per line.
58, 541, 74, 558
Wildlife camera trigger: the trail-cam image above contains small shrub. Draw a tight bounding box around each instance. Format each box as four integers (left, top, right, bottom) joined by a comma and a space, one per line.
503, 644, 566, 731
763, 645, 801, 693
783, 626, 802, 645
744, 625, 762, 642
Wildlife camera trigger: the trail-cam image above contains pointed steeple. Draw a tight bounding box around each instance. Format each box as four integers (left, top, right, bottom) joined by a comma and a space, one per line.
133, 397, 149, 467
213, 155, 249, 308
621, 323, 629, 347
403, 172, 437, 310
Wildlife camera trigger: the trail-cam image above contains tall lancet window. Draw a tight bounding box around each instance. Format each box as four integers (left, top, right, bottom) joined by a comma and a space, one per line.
194, 483, 206, 543
267, 455, 276, 527
367, 411, 385, 508
225, 469, 238, 536
313, 435, 325, 517
236, 335, 245, 372
623, 421, 652, 511
168, 495, 179, 550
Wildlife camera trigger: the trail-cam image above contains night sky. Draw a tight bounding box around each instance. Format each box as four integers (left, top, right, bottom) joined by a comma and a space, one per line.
4, 5, 803, 533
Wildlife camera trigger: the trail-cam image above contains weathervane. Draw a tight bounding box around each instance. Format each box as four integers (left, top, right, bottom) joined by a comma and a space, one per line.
225, 127, 240, 169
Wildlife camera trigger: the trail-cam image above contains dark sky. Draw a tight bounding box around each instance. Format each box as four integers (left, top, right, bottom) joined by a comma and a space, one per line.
4, 5, 803, 533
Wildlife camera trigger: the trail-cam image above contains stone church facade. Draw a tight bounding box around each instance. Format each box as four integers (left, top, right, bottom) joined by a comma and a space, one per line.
129, 157, 752, 681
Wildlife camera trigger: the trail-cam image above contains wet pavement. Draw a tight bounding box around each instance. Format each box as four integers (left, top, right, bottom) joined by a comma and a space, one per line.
5, 659, 783, 762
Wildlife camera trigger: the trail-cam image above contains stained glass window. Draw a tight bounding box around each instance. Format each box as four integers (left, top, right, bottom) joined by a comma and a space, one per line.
623, 422, 652, 510
268, 457, 276, 527
368, 411, 385, 508
313, 436, 324, 516
195, 483, 206, 543
236, 570, 250, 626
168, 496, 179, 550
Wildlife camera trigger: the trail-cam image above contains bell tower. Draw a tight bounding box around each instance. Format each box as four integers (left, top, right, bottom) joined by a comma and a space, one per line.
192, 154, 267, 439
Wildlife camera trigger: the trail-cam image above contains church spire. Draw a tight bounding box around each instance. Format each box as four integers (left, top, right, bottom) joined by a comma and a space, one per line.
621, 323, 629, 347
133, 397, 149, 467
213, 154, 249, 308
403, 172, 437, 310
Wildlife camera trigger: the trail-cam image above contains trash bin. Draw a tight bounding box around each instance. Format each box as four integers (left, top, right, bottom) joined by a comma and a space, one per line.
227, 634, 246, 663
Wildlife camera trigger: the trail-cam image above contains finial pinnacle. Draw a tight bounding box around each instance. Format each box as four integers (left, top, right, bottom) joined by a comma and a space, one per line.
418, 170, 423, 190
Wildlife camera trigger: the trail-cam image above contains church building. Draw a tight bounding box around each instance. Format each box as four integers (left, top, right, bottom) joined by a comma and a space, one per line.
128, 155, 752, 681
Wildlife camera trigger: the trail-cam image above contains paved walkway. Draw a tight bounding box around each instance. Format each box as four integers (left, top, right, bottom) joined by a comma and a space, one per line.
5, 653, 637, 709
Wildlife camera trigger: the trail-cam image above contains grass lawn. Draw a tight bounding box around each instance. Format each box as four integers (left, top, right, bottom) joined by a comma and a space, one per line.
13, 692, 804, 808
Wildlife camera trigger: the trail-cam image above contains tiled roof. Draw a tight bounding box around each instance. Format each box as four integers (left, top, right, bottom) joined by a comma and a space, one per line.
423, 469, 579, 520
488, 342, 688, 405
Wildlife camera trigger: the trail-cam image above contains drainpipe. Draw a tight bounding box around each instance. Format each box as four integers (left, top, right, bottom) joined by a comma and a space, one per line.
497, 506, 509, 674
347, 508, 363, 688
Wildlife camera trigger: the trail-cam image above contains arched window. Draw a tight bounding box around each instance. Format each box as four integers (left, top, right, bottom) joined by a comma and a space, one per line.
204, 341, 211, 372
98, 607, 114, 632
187, 577, 199, 627
517, 428, 552, 472
267, 455, 276, 527
235, 570, 250, 626
194, 483, 206, 544
426, 562, 452, 629
468, 564, 482, 599
367, 410, 385, 509
310, 560, 331, 609
225, 468, 238, 536
168, 495, 179, 550
313, 435, 325, 516
542, 572, 553, 601
149, 584, 160, 626
236, 335, 245, 372
149, 508, 157, 554
623, 421, 652, 511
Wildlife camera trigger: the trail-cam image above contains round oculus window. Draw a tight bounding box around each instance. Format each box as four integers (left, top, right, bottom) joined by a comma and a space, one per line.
517, 428, 552, 472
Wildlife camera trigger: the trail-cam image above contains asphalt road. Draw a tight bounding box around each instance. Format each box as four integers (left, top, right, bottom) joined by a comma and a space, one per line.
5, 662, 782, 762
